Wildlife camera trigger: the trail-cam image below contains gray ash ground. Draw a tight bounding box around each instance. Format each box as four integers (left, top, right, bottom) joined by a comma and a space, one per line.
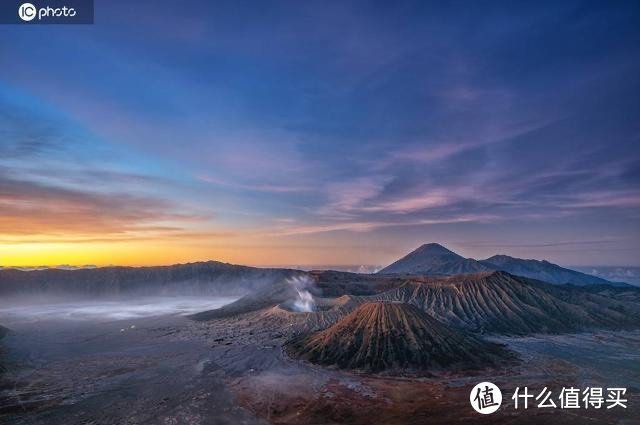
0, 315, 266, 425
1, 303, 640, 424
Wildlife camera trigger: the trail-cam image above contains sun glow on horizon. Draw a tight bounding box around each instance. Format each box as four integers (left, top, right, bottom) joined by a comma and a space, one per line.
0, 238, 387, 268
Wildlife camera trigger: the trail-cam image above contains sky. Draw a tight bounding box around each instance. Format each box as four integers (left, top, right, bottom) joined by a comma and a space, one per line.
0, 0, 639, 268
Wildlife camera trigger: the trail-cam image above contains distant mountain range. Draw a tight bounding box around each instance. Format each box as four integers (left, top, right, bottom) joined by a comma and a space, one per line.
378, 243, 622, 286
0, 244, 628, 301
0, 261, 300, 298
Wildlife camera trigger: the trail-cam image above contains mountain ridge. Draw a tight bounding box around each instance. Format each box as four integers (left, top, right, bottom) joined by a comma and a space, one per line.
0, 261, 302, 298
378, 243, 620, 286
370, 271, 640, 334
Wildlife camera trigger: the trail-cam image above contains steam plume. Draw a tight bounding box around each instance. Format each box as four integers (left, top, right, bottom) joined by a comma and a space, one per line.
287, 275, 316, 312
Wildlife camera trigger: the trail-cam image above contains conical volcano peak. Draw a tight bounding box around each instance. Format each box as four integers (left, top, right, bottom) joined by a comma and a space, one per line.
379, 243, 491, 275
414, 243, 461, 257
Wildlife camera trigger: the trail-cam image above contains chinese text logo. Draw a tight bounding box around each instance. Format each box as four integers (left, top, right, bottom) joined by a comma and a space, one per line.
512, 387, 627, 409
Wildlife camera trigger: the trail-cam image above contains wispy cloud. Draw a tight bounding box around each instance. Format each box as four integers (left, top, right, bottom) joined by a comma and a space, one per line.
0, 173, 207, 240
319, 176, 391, 217
263, 214, 496, 237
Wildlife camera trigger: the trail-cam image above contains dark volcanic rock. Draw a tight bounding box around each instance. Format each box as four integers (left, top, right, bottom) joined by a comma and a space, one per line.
311, 270, 405, 296
286, 302, 515, 372
0, 325, 7, 374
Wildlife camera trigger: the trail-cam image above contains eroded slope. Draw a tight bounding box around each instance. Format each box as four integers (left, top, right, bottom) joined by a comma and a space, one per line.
286, 302, 515, 372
